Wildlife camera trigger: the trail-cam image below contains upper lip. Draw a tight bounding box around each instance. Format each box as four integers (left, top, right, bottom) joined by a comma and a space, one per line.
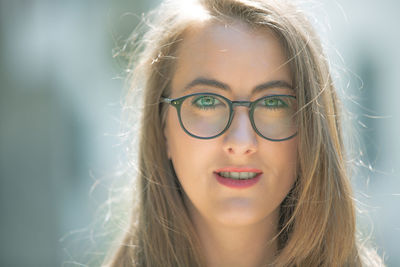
214, 167, 263, 173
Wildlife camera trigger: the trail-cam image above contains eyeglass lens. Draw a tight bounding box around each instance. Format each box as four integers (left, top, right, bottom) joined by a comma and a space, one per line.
179, 94, 297, 140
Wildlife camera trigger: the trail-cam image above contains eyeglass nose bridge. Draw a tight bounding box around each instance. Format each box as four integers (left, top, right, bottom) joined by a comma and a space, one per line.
231, 100, 252, 108
226, 100, 256, 137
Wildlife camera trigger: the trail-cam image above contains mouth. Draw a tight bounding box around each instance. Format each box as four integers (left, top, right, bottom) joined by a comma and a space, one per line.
214, 167, 263, 179
213, 167, 263, 188
217, 171, 259, 180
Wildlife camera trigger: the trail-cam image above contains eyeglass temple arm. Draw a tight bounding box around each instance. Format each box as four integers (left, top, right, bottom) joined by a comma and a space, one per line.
162, 98, 182, 108
163, 98, 252, 107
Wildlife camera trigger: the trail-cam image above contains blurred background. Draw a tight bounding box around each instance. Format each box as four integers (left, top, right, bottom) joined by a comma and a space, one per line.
0, 0, 398, 266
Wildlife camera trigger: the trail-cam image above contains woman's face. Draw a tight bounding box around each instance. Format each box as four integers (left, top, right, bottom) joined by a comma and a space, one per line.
164, 21, 298, 227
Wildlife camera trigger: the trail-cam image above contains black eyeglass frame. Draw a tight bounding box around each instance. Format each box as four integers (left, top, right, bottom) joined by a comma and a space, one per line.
163, 92, 297, 142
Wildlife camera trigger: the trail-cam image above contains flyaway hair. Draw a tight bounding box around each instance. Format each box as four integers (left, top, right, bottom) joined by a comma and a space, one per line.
104, 0, 384, 266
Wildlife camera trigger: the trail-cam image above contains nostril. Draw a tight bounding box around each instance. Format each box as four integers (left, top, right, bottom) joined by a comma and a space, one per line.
227, 147, 253, 155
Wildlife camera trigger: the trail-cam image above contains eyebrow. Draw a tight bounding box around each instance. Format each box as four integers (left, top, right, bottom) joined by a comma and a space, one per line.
183, 77, 293, 94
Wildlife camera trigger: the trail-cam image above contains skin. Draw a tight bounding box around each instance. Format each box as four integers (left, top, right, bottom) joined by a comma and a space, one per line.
164, 21, 298, 267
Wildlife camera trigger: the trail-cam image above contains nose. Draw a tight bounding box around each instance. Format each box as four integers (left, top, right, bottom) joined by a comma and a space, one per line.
222, 107, 257, 156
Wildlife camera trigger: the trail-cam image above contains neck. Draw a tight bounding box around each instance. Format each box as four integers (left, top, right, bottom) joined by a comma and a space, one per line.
192, 210, 279, 267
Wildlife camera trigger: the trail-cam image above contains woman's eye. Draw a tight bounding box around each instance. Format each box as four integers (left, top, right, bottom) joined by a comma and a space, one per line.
263, 97, 287, 108
193, 96, 221, 109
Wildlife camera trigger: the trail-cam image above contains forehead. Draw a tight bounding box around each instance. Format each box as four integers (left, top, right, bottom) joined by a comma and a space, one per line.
171, 21, 292, 97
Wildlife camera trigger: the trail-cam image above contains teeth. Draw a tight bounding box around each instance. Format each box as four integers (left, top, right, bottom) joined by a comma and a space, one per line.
231, 172, 240, 179
240, 172, 249, 179
219, 172, 258, 180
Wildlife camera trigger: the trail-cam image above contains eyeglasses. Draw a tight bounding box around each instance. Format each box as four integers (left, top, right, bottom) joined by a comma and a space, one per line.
163, 92, 297, 141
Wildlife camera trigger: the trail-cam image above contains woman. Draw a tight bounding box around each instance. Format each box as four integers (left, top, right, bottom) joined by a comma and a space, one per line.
105, 0, 383, 266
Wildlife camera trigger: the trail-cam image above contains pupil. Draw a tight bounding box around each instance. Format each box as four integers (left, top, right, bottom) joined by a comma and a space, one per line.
203, 97, 213, 105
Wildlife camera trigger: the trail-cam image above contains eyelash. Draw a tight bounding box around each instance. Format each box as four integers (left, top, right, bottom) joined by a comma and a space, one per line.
192, 96, 222, 109
262, 97, 288, 109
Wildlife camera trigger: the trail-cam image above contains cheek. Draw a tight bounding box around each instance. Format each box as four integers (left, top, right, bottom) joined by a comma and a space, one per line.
259, 138, 298, 218
261, 137, 298, 184
164, 111, 217, 182
164, 109, 185, 159
280, 138, 298, 188
283, 137, 298, 168
165, 110, 194, 160
274, 136, 297, 165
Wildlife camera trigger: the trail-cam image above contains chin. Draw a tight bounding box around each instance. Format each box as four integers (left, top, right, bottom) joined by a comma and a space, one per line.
212, 208, 277, 228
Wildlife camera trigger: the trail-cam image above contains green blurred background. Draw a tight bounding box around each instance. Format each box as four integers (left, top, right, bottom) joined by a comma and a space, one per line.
0, 0, 399, 266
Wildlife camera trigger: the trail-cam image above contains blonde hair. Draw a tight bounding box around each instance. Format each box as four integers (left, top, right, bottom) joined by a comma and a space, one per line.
105, 0, 383, 266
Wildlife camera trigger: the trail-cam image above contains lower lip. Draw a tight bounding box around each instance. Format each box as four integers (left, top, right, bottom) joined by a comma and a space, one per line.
214, 172, 261, 189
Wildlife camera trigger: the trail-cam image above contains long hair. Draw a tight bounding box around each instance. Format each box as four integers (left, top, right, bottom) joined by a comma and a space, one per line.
105, 0, 383, 266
